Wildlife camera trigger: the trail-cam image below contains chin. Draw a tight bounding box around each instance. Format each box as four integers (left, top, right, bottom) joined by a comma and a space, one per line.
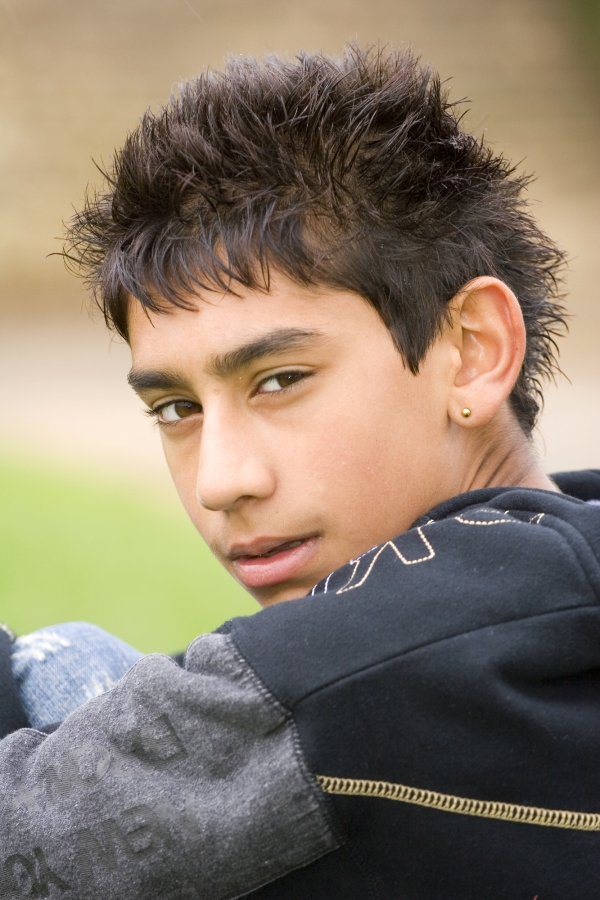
252, 582, 313, 608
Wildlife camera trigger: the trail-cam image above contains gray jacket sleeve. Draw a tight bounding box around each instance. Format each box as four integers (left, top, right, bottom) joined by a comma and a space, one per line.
0, 633, 339, 899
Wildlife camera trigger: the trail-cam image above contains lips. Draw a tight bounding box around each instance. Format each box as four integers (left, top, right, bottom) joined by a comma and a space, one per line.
229, 535, 320, 590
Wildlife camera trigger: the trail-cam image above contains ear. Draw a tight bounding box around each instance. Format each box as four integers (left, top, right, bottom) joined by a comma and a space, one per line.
447, 277, 526, 427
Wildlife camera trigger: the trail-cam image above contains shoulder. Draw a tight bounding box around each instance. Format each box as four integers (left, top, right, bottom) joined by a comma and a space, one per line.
229, 476, 600, 707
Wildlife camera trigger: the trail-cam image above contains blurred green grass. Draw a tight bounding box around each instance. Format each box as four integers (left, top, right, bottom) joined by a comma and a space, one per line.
0, 455, 256, 654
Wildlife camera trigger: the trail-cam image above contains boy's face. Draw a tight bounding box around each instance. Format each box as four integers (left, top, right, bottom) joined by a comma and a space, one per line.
128, 274, 463, 606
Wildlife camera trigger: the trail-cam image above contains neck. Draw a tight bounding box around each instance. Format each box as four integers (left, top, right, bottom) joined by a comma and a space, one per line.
462, 408, 559, 495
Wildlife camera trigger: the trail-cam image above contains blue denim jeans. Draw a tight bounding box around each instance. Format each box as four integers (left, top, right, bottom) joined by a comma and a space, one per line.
10, 622, 144, 729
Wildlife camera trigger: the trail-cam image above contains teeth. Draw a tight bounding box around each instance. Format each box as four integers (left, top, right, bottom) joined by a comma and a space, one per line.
261, 539, 303, 558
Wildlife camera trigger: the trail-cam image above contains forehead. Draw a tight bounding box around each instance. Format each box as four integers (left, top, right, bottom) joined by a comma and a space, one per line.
127, 276, 387, 366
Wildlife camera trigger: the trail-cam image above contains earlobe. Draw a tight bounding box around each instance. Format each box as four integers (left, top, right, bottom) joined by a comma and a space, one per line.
448, 277, 526, 427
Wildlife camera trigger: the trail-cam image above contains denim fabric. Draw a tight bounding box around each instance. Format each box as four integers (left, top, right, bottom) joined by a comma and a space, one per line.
10, 622, 143, 729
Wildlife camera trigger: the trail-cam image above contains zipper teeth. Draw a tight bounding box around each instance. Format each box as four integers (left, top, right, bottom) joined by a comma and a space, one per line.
317, 775, 600, 832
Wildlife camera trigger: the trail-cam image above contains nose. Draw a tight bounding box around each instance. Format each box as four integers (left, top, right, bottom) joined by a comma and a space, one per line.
196, 411, 276, 512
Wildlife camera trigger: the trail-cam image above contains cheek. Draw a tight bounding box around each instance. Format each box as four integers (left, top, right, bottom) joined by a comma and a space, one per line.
161, 436, 201, 521
296, 380, 443, 536
291, 402, 391, 508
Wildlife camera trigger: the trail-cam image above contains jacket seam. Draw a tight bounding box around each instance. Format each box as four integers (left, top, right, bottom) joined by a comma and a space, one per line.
289, 601, 600, 706
224, 633, 291, 722
289, 723, 347, 846
228, 634, 347, 848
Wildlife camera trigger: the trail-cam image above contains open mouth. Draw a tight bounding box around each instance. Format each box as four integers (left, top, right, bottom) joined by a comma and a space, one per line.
248, 539, 305, 558
230, 536, 320, 591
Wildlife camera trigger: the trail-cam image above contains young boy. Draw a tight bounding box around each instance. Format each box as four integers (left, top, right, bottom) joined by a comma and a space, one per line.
0, 46, 598, 898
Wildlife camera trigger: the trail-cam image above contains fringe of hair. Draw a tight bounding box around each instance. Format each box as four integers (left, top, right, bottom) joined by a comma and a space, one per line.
64, 44, 567, 432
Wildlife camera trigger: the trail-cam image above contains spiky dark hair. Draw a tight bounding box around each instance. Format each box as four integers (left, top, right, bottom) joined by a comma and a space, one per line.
64, 45, 566, 432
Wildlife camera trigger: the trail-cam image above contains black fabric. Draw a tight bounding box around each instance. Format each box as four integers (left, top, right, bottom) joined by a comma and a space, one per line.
230, 474, 600, 899
0, 629, 29, 738
552, 467, 600, 500
0, 471, 598, 896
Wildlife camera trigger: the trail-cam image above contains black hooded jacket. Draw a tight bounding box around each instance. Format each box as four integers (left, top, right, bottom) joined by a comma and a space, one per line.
0, 470, 598, 899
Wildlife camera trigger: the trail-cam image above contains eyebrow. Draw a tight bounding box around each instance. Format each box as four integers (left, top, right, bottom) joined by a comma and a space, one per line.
206, 328, 324, 378
127, 368, 192, 395
127, 327, 324, 396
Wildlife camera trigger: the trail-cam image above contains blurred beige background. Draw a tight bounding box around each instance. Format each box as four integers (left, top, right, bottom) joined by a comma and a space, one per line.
1, 0, 598, 489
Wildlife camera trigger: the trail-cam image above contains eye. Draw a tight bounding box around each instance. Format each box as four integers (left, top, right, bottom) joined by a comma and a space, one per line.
258, 371, 308, 394
152, 400, 202, 423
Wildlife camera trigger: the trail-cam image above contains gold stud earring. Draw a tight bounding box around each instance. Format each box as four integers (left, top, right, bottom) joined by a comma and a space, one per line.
461, 408, 472, 418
